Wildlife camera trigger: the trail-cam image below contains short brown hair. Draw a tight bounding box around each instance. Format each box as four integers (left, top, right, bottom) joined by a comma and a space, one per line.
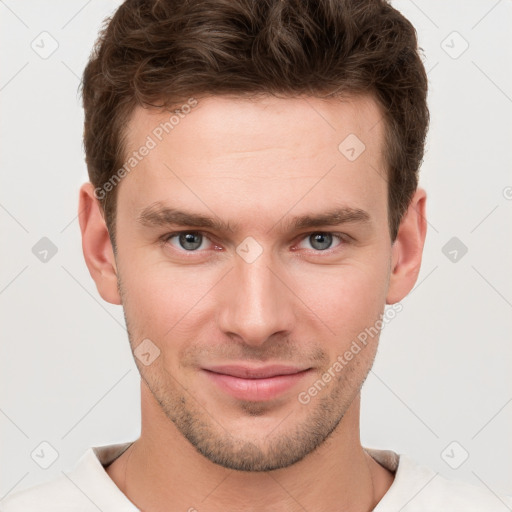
81, 0, 429, 247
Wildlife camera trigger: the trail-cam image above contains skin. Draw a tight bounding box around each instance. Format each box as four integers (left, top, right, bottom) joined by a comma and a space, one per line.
79, 94, 427, 512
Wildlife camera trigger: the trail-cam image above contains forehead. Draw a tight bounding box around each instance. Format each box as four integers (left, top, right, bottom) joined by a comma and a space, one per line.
117, 94, 387, 230
125, 93, 384, 161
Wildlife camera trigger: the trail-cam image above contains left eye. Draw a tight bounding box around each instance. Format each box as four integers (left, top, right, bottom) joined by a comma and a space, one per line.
297, 232, 343, 251
165, 232, 211, 251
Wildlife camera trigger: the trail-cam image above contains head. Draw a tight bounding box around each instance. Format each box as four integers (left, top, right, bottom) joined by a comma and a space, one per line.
79, 0, 428, 472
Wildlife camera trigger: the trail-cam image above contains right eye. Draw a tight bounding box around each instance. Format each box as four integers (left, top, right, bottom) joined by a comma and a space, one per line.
163, 231, 213, 252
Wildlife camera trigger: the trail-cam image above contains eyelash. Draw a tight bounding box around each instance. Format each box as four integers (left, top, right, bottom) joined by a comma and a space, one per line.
160, 230, 350, 256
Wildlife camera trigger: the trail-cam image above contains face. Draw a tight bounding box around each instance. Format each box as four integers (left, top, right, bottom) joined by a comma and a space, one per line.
87, 94, 412, 472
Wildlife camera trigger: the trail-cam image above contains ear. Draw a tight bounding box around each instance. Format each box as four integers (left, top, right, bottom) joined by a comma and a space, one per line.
78, 182, 121, 305
386, 187, 427, 304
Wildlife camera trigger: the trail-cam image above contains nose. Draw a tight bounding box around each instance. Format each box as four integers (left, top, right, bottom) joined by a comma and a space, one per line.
216, 253, 296, 347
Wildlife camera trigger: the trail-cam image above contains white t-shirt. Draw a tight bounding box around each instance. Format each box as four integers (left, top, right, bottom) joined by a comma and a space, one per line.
1, 442, 511, 511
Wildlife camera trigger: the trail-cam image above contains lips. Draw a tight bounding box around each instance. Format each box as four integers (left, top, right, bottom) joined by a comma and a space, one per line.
202, 364, 312, 401
203, 364, 309, 379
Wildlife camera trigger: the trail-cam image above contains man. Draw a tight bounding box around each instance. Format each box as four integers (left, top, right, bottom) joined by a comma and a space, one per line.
2, 0, 510, 510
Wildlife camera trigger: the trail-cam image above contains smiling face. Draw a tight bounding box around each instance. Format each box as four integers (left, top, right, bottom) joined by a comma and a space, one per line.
80, 94, 425, 472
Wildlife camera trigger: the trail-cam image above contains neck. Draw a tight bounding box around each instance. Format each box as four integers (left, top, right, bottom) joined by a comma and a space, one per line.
107, 382, 394, 512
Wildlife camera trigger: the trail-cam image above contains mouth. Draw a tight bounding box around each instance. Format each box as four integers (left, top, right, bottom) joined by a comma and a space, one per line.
202, 364, 312, 401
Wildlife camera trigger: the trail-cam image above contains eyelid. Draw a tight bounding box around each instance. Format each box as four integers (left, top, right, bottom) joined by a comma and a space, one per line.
160, 230, 220, 250
292, 231, 348, 252
161, 229, 350, 253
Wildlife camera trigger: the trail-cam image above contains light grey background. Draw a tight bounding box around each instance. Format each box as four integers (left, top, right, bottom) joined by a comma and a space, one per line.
1, 0, 511, 501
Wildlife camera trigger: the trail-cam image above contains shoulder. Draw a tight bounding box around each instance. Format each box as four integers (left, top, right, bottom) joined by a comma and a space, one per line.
0, 443, 136, 512
375, 452, 512, 511
420, 471, 512, 510
0, 474, 80, 512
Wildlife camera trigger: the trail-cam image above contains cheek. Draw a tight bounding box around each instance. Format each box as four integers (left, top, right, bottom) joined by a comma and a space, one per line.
288, 257, 389, 341
119, 259, 219, 338
118, 235, 391, 349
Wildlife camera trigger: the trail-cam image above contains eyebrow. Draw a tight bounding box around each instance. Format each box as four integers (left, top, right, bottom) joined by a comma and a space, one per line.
138, 204, 236, 232
137, 203, 371, 233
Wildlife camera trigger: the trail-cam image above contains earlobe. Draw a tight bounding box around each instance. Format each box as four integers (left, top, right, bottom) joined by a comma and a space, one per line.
386, 188, 427, 305
78, 182, 122, 305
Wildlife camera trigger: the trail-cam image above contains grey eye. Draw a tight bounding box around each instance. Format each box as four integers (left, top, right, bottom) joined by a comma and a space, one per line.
178, 232, 203, 250
308, 233, 333, 250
